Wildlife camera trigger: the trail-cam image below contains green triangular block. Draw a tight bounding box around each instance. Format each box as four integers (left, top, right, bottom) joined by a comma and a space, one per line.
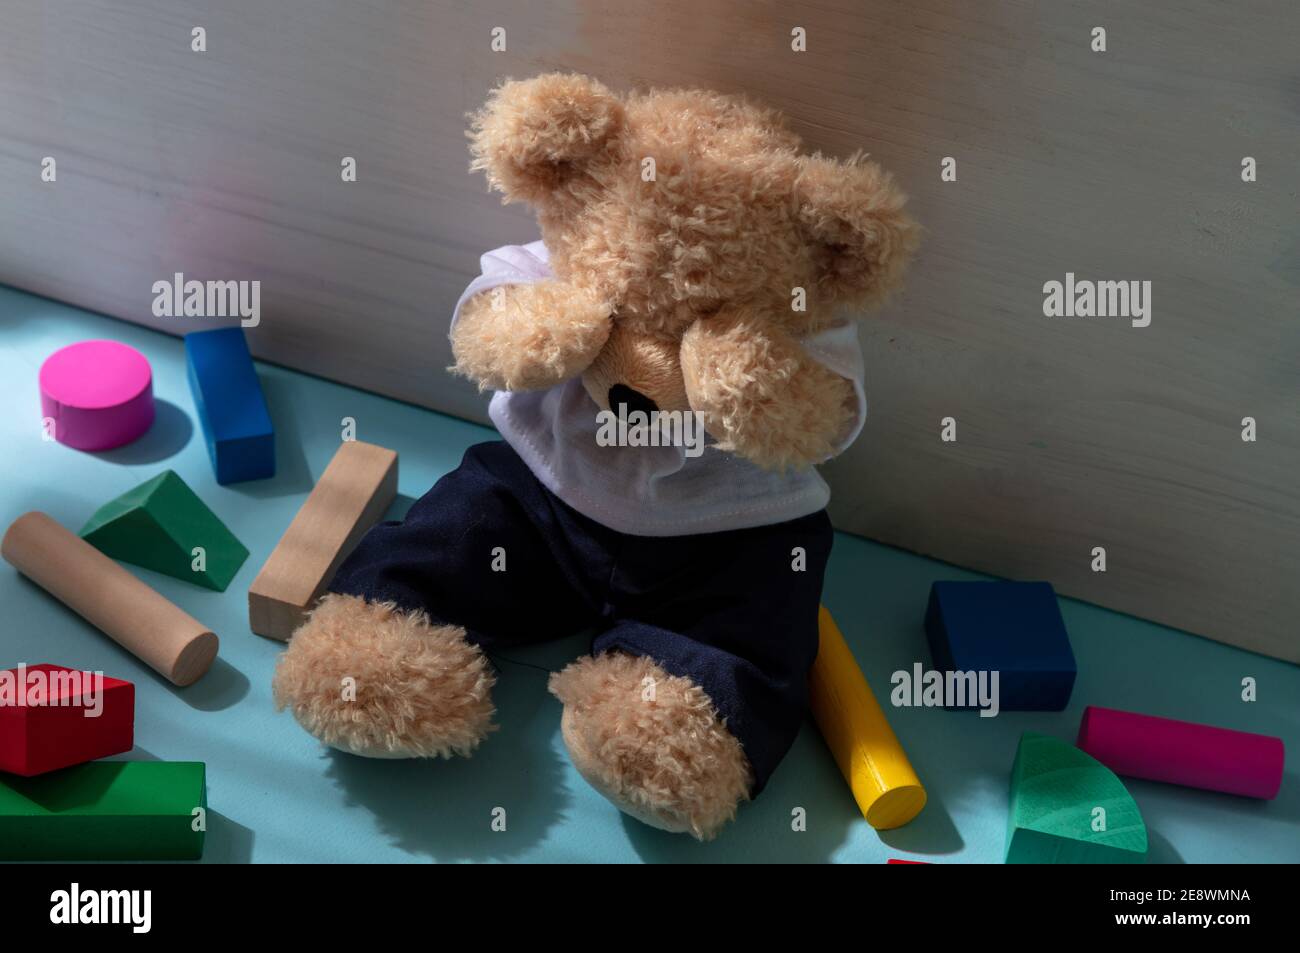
1006, 731, 1147, 864
80, 470, 249, 591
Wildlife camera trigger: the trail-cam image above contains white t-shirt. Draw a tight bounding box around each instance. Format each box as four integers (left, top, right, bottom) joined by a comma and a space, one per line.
451, 241, 867, 537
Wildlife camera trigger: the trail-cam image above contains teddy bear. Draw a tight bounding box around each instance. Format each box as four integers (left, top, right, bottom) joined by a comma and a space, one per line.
272, 73, 918, 839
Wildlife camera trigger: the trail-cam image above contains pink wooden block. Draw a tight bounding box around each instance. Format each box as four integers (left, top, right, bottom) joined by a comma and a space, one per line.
1077, 705, 1284, 800
39, 340, 155, 451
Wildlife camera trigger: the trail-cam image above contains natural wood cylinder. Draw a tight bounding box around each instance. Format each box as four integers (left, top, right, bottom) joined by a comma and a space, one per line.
2, 511, 218, 686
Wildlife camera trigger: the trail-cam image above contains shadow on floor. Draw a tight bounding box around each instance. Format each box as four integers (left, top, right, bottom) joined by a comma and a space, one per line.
91, 400, 193, 466
324, 663, 571, 861
227, 374, 314, 500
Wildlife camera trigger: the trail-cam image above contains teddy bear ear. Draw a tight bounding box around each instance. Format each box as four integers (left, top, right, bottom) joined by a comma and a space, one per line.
469, 73, 625, 206
794, 154, 920, 310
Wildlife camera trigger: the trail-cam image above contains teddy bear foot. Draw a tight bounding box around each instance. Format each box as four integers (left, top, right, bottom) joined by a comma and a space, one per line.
549, 653, 752, 840
272, 593, 496, 759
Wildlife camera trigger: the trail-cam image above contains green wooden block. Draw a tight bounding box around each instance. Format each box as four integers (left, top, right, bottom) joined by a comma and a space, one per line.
1005, 732, 1147, 864
79, 470, 248, 591
0, 760, 207, 860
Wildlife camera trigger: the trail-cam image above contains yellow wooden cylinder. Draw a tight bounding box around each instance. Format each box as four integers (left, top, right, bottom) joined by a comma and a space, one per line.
809, 606, 926, 829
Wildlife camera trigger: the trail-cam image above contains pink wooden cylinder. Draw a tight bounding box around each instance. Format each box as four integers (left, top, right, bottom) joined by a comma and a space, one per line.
39, 340, 155, 451
1077, 705, 1284, 800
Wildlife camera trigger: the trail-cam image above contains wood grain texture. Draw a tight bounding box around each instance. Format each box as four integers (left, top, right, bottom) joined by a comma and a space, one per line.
248, 440, 397, 640
1, 1, 1296, 660
1, 512, 218, 687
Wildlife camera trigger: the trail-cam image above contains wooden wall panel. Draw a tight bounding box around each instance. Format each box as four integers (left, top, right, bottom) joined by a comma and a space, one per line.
1, 0, 1296, 660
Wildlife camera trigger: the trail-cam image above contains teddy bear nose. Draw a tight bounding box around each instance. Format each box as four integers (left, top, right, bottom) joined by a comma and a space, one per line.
609, 384, 659, 416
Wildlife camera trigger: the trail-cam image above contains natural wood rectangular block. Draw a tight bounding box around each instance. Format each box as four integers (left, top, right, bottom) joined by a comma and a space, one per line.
248, 440, 397, 640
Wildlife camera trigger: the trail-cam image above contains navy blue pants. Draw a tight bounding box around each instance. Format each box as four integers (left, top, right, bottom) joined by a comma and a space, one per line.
329, 440, 833, 794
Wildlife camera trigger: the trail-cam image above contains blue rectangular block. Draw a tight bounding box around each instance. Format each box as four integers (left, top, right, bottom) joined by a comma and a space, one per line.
924, 581, 1076, 711
185, 327, 275, 484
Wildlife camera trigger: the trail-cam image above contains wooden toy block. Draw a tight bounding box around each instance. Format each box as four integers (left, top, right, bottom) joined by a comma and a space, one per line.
1005, 732, 1147, 864
0, 664, 134, 776
809, 606, 927, 829
185, 327, 275, 484
0, 761, 206, 860
1078, 705, 1285, 800
249, 440, 398, 640
39, 340, 155, 451
79, 469, 249, 591
925, 581, 1076, 711
2, 512, 219, 686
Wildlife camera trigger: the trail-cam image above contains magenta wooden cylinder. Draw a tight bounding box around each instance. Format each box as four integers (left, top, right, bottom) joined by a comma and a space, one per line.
1077, 705, 1284, 800
39, 340, 155, 451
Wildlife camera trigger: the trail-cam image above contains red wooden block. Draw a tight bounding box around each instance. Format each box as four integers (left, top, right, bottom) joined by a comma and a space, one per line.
887, 858, 930, 864
0, 663, 134, 776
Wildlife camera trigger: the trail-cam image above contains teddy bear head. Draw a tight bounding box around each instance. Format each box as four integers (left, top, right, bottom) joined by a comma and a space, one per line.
458, 73, 919, 468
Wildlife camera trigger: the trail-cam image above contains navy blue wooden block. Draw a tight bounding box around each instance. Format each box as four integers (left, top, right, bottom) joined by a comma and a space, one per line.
185, 327, 275, 484
924, 581, 1077, 711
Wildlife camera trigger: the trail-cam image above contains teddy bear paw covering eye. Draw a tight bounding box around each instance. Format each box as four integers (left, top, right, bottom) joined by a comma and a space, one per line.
272, 72, 918, 840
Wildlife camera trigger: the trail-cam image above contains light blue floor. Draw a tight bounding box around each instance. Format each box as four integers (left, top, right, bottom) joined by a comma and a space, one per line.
1, 285, 1296, 863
